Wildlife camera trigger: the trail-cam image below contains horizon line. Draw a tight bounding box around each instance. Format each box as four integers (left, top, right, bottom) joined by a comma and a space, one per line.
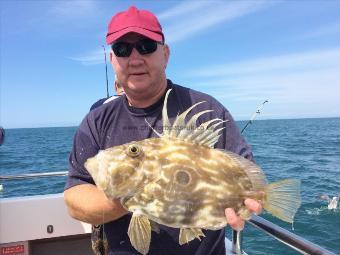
3, 116, 340, 130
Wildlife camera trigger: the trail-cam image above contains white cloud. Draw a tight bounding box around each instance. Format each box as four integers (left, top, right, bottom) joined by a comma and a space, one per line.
161, 1, 273, 44
299, 22, 340, 39
187, 47, 340, 78
185, 47, 340, 118
193, 66, 340, 102
157, 1, 212, 20
68, 48, 107, 66
49, 0, 97, 18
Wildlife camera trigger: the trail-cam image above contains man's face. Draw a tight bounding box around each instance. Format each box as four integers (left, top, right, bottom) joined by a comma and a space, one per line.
110, 33, 169, 100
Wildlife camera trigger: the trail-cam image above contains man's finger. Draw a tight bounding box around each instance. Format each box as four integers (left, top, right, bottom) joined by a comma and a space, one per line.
225, 208, 245, 231
244, 198, 262, 214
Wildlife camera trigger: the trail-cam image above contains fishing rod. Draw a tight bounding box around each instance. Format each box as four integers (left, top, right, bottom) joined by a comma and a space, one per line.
241, 100, 269, 134
102, 45, 109, 98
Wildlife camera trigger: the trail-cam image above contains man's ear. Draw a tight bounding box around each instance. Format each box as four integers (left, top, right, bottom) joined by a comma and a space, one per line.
163, 44, 170, 69
109, 51, 114, 63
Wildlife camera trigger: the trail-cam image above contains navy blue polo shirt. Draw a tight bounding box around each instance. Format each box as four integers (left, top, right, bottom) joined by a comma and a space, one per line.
65, 80, 252, 255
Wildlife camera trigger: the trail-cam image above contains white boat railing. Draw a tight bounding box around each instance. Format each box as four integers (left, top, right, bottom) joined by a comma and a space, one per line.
0, 171, 68, 180
0, 172, 337, 255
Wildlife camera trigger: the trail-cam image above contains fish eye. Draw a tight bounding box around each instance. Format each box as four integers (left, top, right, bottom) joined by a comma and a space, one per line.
127, 144, 141, 157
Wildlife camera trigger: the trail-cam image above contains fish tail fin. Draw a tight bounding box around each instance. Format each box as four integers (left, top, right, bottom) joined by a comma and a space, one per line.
264, 179, 301, 223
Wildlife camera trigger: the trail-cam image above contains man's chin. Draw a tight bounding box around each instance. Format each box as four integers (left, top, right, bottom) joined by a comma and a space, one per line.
126, 83, 150, 94
128, 74, 148, 82
127, 79, 150, 90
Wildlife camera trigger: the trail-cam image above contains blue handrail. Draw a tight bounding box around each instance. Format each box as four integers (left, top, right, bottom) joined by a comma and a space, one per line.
231, 214, 336, 255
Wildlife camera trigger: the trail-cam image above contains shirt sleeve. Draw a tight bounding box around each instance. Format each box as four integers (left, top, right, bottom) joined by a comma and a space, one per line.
64, 113, 101, 190
90, 98, 107, 111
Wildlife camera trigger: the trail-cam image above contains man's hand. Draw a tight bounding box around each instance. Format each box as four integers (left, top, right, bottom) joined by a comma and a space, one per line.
225, 198, 262, 231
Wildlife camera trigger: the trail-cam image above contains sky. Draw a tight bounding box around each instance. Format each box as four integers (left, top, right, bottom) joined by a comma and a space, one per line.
1, 0, 340, 128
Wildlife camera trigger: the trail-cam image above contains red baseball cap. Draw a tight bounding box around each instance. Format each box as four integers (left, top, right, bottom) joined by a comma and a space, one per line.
106, 6, 164, 44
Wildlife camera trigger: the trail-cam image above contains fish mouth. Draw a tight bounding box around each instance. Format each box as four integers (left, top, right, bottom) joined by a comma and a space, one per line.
84, 157, 97, 178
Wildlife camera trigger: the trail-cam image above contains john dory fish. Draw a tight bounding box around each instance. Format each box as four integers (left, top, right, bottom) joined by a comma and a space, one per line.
85, 89, 301, 255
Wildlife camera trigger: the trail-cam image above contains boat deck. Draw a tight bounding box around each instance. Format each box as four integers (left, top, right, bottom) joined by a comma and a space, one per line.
0, 193, 235, 255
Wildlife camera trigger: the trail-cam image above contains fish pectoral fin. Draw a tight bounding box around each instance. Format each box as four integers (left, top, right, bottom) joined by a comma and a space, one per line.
179, 228, 205, 245
264, 179, 301, 223
150, 220, 160, 234
128, 212, 151, 255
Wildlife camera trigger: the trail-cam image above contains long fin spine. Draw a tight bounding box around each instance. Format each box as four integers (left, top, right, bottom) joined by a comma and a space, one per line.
169, 101, 206, 137
145, 118, 162, 137
178, 110, 213, 139
199, 127, 225, 146
186, 119, 221, 141
162, 89, 172, 136
160, 89, 225, 147
193, 119, 225, 145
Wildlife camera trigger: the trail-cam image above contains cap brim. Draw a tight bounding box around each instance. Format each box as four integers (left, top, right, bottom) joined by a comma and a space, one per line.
106, 27, 163, 44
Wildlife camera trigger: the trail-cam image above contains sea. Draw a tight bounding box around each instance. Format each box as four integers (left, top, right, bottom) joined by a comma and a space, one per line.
0, 118, 339, 254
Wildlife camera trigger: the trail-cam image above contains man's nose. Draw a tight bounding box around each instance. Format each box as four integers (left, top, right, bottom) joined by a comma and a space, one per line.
128, 48, 144, 65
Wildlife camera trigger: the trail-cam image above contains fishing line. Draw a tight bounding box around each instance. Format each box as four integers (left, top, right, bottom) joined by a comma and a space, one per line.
102, 45, 110, 98
241, 100, 269, 134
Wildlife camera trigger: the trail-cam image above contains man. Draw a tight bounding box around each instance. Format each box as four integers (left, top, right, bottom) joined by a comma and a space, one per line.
0, 126, 4, 146
319, 194, 339, 210
64, 6, 261, 255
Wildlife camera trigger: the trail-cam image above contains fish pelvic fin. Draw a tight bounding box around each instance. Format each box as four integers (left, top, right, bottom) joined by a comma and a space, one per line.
264, 179, 301, 223
179, 228, 205, 245
161, 89, 225, 148
128, 212, 151, 255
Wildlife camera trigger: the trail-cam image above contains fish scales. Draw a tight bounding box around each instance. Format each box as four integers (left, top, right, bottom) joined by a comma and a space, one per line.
124, 138, 253, 229
85, 89, 301, 255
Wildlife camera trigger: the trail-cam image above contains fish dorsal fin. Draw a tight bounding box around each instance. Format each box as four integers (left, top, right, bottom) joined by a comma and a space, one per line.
169, 101, 207, 138
199, 126, 225, 146
186, 118, 221, 142
160, 89, 225, 148
177, 110, 213, 139
191, 120, 227, 146
224, 151, 267, 190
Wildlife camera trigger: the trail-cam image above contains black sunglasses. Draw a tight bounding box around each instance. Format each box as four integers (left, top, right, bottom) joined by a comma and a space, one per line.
111, 39, 163, 57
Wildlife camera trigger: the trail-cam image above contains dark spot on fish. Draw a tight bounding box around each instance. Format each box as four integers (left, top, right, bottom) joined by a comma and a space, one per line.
175, 171, 191, 185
